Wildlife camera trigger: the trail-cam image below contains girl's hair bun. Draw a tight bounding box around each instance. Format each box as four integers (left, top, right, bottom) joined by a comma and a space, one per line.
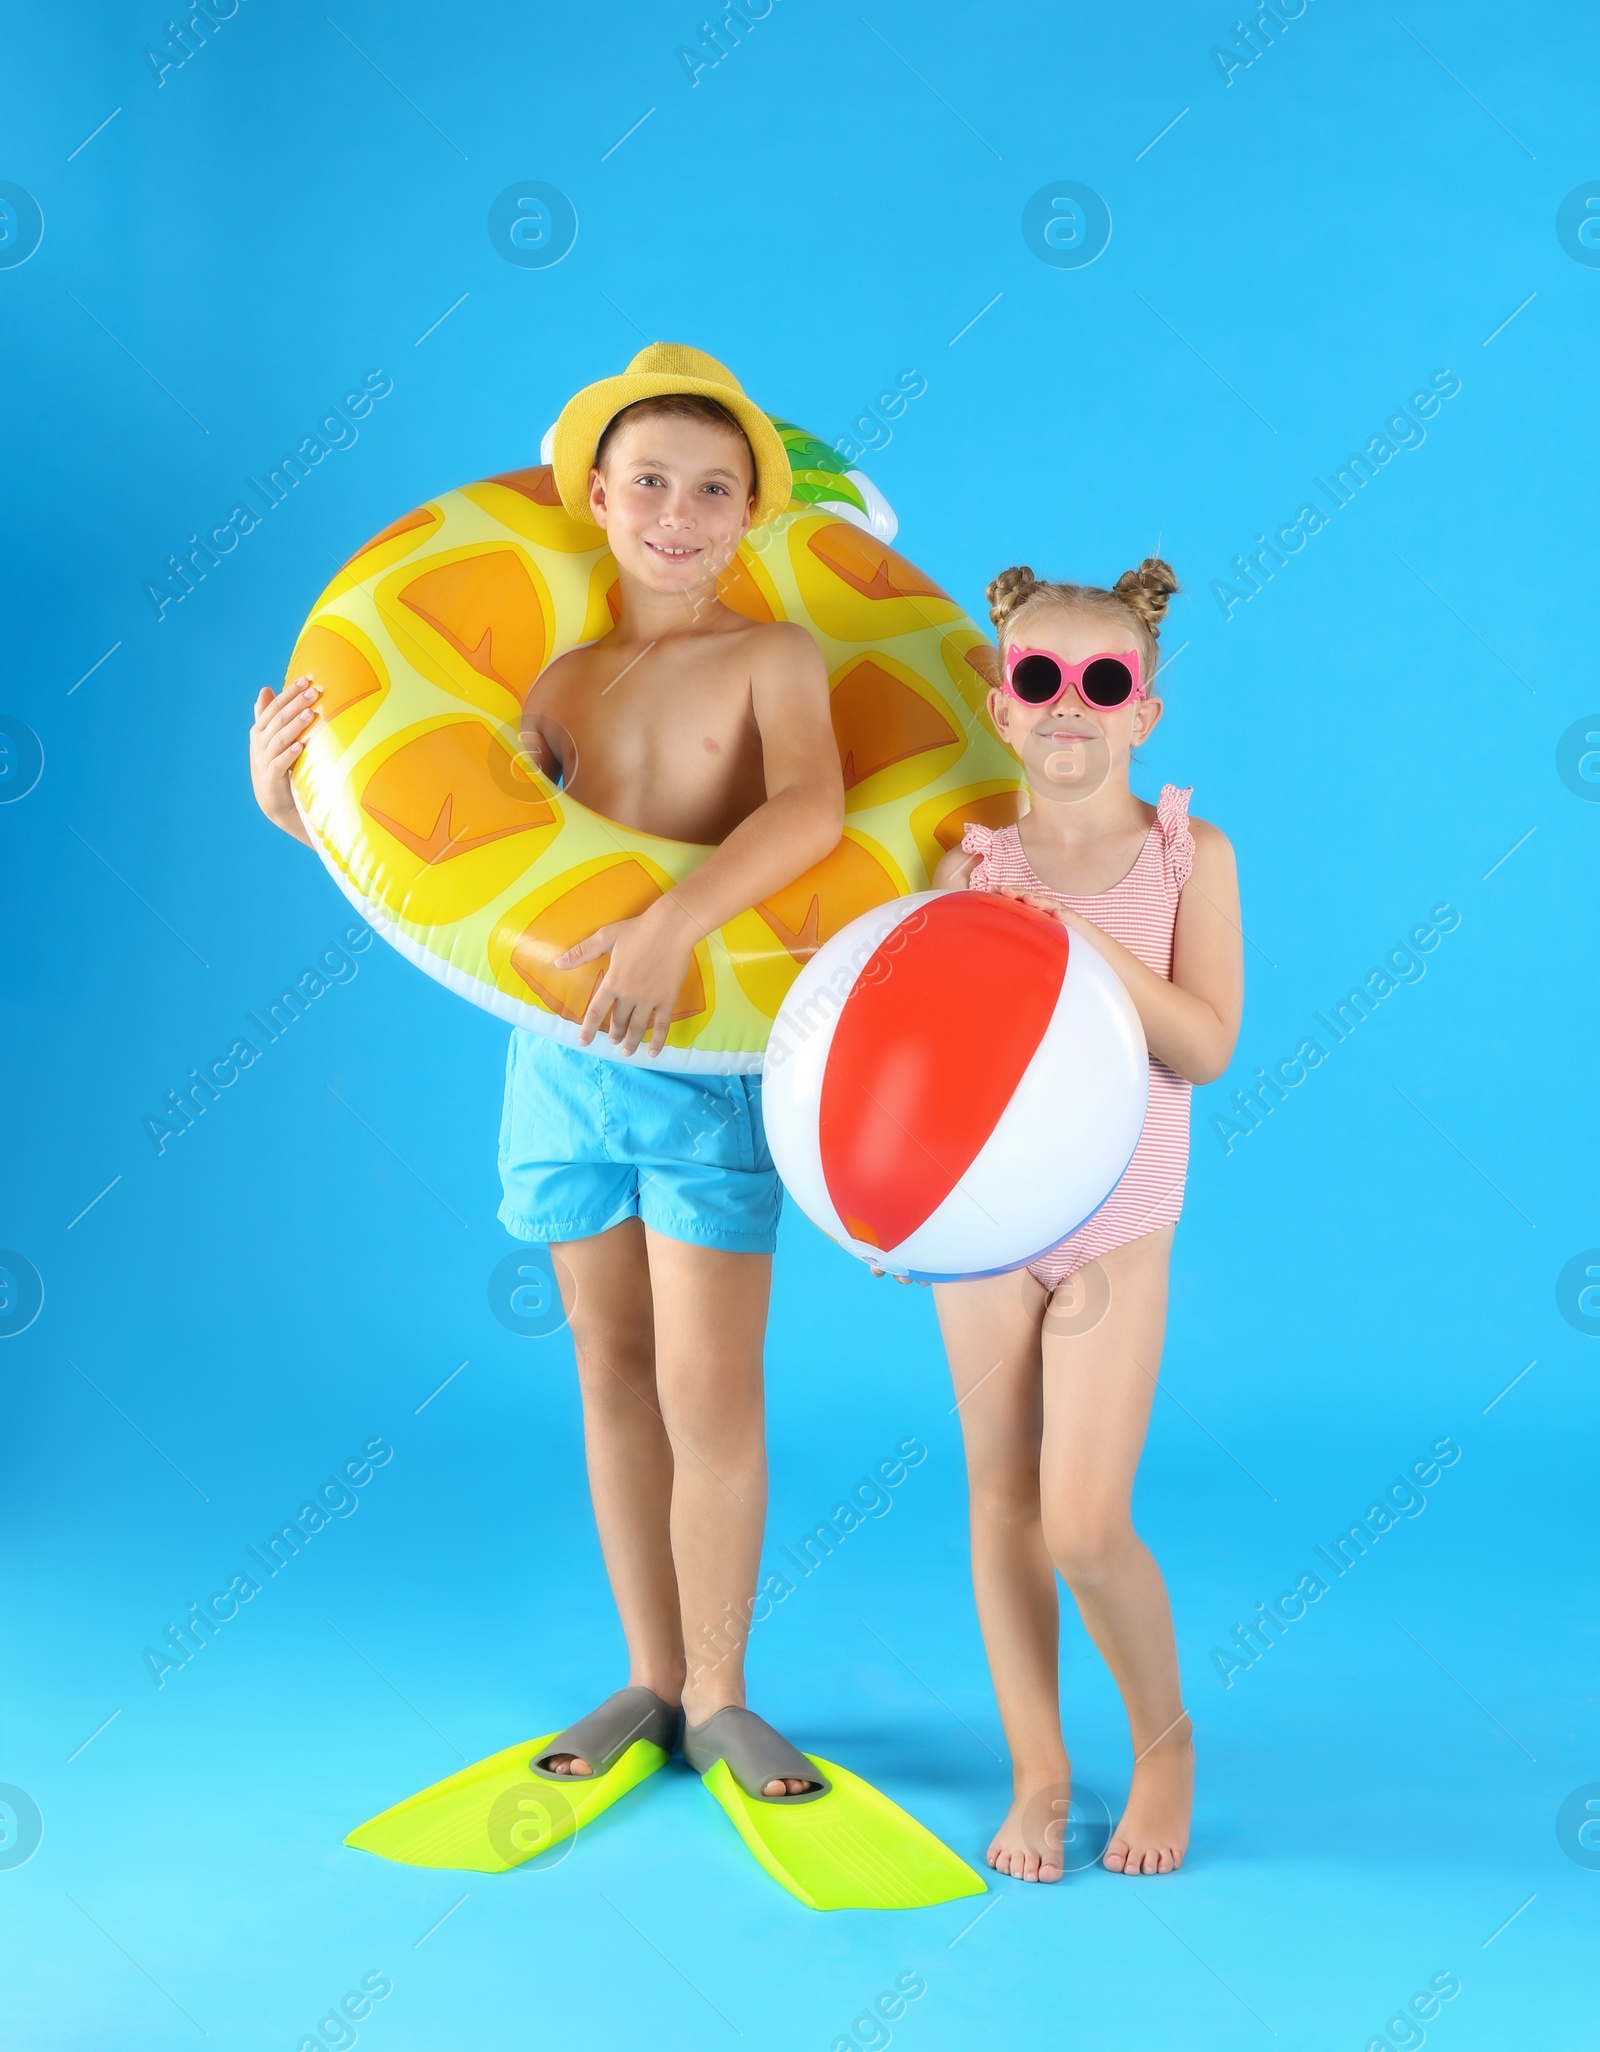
1112, 557, 1180, 634
982, 553, 1182, 687
986, 564, 1040, 629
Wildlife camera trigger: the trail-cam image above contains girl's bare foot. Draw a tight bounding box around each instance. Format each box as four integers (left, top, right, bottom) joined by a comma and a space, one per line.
987, 1771, 1073, 1883
1103, 1724, 1193, 1875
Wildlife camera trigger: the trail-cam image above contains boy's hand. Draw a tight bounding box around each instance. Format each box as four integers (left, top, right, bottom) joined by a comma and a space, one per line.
250, 677, 317, 847
557, 897, 702, 1058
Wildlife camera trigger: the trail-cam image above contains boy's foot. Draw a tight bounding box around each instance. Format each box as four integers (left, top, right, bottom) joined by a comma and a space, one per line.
682, 1706, 825, 1798
534, 1685, 683, 1781
1103, 1722, 1193, 1875
987, 1771, 1074, 1883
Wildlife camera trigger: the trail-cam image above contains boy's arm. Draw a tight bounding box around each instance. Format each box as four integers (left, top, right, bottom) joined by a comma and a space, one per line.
559, 622, 845, 1057
651, 621, 844, 935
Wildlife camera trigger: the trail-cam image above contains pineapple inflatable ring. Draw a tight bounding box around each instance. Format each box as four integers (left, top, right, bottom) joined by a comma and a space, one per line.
288, 422, 1022, 1073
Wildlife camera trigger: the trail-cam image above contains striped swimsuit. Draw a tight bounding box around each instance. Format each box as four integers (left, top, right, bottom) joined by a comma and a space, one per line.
962, 784, 1196, 1289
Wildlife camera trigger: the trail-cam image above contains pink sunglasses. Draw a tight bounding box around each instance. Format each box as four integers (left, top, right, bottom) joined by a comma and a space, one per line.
1002, 644, 1146, 710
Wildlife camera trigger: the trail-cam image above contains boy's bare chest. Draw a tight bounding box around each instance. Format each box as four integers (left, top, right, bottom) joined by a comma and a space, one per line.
529, 638, 767, 845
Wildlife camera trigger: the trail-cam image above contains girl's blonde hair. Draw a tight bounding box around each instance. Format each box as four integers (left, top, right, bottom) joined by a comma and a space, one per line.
986, 557, 1181, 687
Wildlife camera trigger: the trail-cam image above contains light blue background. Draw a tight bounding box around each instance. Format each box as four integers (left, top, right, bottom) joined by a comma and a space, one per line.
3, 2, 1597, 2045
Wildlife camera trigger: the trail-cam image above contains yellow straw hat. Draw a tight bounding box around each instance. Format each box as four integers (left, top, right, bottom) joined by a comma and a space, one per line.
550, 342, 793, 532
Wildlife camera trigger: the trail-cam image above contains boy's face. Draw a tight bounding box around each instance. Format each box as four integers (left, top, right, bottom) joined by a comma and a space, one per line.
588, 414, 756, 593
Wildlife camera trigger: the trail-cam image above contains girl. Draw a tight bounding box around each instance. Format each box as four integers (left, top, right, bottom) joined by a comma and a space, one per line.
931, 559, 1243, 1880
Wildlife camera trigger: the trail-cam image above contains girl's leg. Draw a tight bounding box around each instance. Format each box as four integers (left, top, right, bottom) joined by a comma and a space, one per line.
932, 1270, 1071, 1882
541, 1220, 686, 1770
1038, 1223, 1192, 1875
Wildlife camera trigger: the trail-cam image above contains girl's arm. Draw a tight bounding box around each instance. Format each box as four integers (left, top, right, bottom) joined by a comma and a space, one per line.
1021, 819, 1243, 1084
931, 847, 977, 889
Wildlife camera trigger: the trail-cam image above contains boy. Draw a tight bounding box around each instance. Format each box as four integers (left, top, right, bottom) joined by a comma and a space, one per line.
250, 345, 845, 1806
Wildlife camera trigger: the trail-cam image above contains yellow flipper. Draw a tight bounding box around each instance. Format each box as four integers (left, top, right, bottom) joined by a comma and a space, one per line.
345, 1732, 668, 1873
700, 1754, 985, 1911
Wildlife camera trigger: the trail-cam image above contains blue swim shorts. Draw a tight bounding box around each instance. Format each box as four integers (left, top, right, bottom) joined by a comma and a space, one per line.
496, 1029, 782, 1255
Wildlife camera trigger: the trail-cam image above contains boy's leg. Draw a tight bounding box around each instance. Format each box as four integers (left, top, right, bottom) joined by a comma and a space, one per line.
1036, 1223, 1192, 1876
644, 1230, 813, 1796
643, 1230, 770, 1713
933, 1270, 1070, 1881
541, 1219, 685, 1770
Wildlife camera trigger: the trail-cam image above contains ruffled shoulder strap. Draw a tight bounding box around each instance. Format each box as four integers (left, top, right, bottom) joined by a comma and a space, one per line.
960, 819, 998, 890
1156, 784, 1196, 892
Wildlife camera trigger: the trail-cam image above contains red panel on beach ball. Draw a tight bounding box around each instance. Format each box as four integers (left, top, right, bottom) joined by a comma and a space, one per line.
817, 894, 1069, 1251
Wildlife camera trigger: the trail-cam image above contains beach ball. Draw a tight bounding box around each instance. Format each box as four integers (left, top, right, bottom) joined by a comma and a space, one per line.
761, 892, 1148, 1281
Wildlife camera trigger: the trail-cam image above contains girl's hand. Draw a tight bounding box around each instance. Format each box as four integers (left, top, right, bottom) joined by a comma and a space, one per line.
866, 1261, 926, 1287
250, 678, 317, 846
997, 885, 1097, 939
558, 899, 700, 1057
